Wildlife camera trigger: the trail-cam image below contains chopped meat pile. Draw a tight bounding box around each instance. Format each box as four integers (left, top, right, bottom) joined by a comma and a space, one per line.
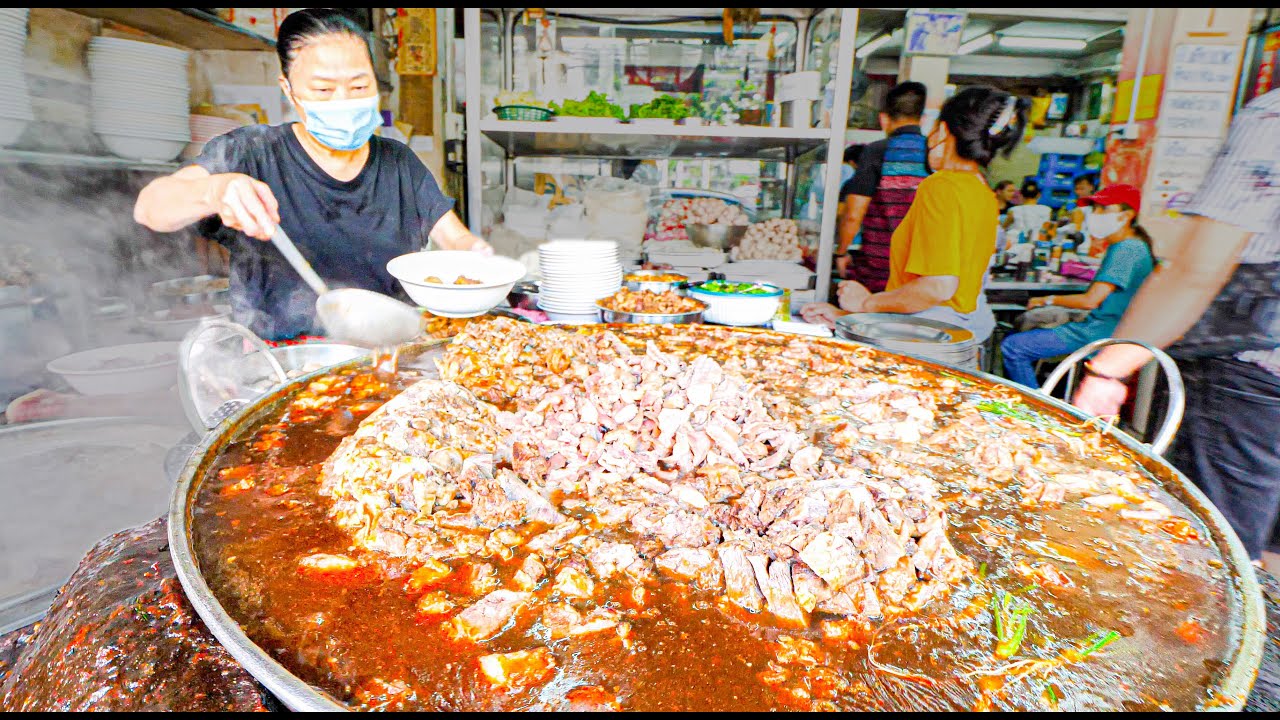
319, 320, 970, 646
598, 287, 703, 315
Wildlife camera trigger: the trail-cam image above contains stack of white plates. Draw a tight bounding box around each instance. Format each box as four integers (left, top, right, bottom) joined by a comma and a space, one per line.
537, 240, 621, 323
183, 113, 244, 159
0, 9, 32, 147
88, 37, 191, 161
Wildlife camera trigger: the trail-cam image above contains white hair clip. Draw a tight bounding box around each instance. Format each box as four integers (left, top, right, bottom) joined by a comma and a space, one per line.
988, 96, 1018, 136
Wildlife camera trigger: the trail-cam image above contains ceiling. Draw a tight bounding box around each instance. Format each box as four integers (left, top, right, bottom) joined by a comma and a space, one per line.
854, 8, 1127, 74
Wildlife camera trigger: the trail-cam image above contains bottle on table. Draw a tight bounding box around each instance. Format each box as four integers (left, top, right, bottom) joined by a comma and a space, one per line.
1032, 240, 1052, 270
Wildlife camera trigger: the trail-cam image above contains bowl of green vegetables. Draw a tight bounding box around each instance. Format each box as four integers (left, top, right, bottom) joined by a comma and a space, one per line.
687, 280, 783, 327
629, 95, 691, 126
551, 91, 625, 123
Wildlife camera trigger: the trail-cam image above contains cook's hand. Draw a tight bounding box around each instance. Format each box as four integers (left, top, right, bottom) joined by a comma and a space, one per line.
1072, 375, 1128, 419
469, 236, 494, 256
836, 280, 871, 313
1026, 296, 1048, 310
835, 254, 852, 277
800, 302, 841, 329
208, 173, 279, 241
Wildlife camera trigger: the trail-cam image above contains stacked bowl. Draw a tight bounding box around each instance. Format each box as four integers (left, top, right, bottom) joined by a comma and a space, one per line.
0, 9, 32, 147
183, 114, 244, 160
88, 37, 191, 161
537, 240, 621, 324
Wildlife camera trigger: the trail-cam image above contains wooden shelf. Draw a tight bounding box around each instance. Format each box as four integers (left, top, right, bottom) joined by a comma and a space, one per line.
0, 150, 178, 172
480, 118, 830, 160
69, 8, 276, 51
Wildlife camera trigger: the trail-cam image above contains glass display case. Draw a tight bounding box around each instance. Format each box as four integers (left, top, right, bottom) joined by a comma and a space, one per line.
462, 9, 859, 299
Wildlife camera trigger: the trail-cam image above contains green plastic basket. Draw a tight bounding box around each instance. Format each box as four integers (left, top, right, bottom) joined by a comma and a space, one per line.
494, 104, 554, 122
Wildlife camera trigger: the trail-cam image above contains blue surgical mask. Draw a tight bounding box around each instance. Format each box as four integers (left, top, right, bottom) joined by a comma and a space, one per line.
840, 163, 854, 186
295, 95, 382, 151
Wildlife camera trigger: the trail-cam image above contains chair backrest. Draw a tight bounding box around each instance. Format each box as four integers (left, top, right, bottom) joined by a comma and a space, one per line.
1039, 338, 1185, 457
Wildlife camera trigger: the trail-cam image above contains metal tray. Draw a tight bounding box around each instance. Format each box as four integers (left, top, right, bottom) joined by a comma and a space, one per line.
0, 416, 189, 634
168, 331, 1266, 712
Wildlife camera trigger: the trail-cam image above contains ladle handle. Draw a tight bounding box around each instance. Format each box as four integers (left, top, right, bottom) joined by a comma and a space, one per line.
270, 226, 330, 297
1040, 337, 1185, 457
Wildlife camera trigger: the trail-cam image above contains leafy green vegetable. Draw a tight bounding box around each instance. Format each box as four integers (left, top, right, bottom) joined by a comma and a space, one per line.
1076, 630, 1119, 659
697, 280, 777, 295
975, 398, 1081, 436
629, 95, 692, 120
978, 562, 988, 579
992, 589, 1034, 660
551, 91, 625, 120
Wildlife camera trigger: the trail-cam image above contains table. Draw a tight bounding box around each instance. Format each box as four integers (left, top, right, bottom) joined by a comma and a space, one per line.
986, 279, 1090, 294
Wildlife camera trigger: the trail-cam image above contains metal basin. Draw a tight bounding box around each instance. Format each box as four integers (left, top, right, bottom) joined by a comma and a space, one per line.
167, 332, 1266, 711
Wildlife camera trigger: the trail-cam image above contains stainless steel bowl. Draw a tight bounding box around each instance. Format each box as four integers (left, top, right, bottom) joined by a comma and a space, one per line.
596, 302, 704, 325
623, 270, 689, 295
150, 275, 230, 308
686, 223, 747, 250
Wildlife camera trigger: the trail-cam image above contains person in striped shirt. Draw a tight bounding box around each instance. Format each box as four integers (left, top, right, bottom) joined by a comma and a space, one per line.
834, 82, 931, 290
1074, 88, 1280, 561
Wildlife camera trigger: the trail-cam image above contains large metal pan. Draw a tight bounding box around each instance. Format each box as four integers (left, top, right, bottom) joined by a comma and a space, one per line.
167, 330, 1266, 712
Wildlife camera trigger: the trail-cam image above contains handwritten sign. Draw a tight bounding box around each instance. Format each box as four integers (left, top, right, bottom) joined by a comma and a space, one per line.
1150, 137, 1222, 201
1168, 44, 1240, 92
1160, 91, 1232, 137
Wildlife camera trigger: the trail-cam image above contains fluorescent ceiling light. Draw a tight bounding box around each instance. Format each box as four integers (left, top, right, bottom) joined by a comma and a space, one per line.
957, 33, 994, 55
856, 33, 893, 59
999, 36, 1088, 51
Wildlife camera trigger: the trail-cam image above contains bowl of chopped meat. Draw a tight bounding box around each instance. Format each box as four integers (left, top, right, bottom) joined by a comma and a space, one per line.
623, 270, 689, 295
596, 287, 705, 324
388, 251, 529, 318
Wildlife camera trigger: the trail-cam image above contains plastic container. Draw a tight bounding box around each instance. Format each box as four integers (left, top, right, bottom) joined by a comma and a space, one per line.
494, 105, 554, 122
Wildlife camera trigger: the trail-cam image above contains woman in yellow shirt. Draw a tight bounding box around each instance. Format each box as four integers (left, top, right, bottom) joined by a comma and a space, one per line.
803, 86, 1030, 345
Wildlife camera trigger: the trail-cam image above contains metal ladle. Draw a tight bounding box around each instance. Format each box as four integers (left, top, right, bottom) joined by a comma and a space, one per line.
269, 226, 421, 348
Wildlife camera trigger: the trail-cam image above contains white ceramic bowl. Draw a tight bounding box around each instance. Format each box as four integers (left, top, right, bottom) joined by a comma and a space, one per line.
387, 251, 528, 318
47, 341, 179, 396
687, 282, 783, 327
98, 134, 187, 161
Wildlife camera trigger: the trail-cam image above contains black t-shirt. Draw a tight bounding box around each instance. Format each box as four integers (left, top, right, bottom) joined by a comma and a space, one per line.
193, 124, 455, 340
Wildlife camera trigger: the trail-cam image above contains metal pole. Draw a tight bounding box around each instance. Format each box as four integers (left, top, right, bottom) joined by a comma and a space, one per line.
464, 8, 483, 229
814, 8, 858, 304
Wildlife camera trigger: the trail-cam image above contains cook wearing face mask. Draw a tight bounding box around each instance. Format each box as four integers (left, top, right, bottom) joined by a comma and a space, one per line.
802, 86, 1029, 369
134, 8, 490, 341
999, 184, 1156, 388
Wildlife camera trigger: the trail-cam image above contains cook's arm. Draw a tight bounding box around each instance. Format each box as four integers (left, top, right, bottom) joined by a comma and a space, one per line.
135, 165, 279, 240
429, 210, 492, 253
862, 275, 960, 314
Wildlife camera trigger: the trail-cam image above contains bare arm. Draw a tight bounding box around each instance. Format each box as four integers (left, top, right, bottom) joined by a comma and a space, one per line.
1030, 282, 1115, 311
1087, 215, 1251, 378
135, 165, 279, 240
862, 275, 960, 314
836, 195, 871, 254
429, 210, 491, 253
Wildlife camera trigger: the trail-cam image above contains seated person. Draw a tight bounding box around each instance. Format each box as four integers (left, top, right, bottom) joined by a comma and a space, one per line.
803, 86, 1032, 349
1003, 179, 1052, 241
1000, 184, 1155, 388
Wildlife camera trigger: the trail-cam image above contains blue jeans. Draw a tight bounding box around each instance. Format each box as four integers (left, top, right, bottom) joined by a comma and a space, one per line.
1000, 328, 1078, 388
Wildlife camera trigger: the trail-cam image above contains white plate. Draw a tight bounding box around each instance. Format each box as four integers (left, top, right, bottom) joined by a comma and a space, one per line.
89, 38, 190, 59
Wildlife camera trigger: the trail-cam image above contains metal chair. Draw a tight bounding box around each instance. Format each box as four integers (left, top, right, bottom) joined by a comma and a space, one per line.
1039, 338, 1186, 457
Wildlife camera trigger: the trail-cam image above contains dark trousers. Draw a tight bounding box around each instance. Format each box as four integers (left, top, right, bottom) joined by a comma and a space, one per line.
1170, 357, 1280, 560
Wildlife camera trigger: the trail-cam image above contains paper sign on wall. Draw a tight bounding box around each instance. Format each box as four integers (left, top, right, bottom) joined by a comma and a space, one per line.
1168, 44, 1241, 92
1149, 136, 1222, 201
1160, 91, 1232, 137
